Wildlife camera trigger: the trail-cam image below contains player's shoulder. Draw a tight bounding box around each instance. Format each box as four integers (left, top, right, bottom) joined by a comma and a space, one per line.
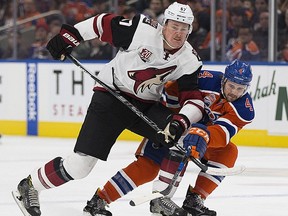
182, 42, 201, 59
198, 70, 223, 92
178, 43, 202, 69
231, 92, 255, 122
137, 14, 161, 30
130, 15, 162, 41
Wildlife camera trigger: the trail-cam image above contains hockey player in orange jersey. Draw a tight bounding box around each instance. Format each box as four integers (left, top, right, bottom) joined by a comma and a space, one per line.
82, 59, 255, 216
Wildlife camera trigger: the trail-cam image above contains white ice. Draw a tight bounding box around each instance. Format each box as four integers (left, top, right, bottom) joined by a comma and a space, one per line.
1, 135, 288, 216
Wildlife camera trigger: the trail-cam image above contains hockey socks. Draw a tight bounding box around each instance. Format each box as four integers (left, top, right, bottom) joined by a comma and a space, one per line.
98, 156, 159, 203
152, 150, 187, 197
31, 157, 73, 191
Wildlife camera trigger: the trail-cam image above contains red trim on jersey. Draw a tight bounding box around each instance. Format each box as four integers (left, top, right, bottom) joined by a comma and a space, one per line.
93, 87, 157, 103
93, 86, 107, 92
179, 90, 204, 113
44, 160, 66, 187
93, 15, 100, 37
94, 14, 116, 44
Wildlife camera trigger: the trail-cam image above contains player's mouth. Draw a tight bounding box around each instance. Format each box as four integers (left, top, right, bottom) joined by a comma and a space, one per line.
226, 94, 237, 101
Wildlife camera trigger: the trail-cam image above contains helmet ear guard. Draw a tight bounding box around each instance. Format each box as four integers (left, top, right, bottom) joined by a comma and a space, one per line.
163, 2, 194, 34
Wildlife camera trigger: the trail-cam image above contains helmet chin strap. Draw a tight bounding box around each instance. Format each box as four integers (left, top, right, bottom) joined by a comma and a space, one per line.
161, 31, 189, 50
161, 33, 177, 49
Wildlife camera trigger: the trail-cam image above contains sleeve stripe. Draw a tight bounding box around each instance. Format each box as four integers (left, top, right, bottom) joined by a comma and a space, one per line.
98, 13, 116, 43
216, 118, 238, 144
95, 13, 106, 39
218, 125, 231, 145
93, 16, 100, 38
165, 94, 179, 101
216, 117, 238, 133
74, 16, 98, 40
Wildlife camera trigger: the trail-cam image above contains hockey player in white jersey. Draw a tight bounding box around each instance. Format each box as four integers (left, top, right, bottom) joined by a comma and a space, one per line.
12, 2, 205, 216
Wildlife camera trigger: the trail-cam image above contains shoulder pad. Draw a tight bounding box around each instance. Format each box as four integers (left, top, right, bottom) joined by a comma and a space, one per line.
142, 16, 158, 29
231, 93, 255, 122
198, 70, 222, 92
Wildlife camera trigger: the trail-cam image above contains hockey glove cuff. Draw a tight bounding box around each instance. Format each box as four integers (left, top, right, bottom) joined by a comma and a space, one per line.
157, 114, 190, 148
46, 24, 83, 60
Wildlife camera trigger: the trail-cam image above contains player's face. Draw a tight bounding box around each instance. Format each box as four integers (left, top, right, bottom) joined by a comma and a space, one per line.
163, 20, 189, 50
223, 80, 247, 102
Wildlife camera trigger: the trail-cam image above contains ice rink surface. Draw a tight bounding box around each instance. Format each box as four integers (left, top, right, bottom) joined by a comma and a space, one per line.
0, 135, 288, 216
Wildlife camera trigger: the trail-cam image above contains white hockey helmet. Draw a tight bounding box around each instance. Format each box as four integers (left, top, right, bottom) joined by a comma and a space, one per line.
163, 2, 194, 34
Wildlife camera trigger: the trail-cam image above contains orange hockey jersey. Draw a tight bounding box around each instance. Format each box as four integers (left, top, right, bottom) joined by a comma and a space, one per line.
161, 70, 255, 148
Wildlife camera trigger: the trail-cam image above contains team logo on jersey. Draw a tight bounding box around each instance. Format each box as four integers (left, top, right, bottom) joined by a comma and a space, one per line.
143, 17, 158, 28
139, 48, 153, 62
204, 94, 220, 122
199, 70, 213, 78
128, 66, 177, 94
204, 94, 216, 107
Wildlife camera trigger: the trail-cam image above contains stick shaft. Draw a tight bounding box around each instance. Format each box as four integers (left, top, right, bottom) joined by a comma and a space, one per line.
66, 54, 210, 172
66, 54, 162, 133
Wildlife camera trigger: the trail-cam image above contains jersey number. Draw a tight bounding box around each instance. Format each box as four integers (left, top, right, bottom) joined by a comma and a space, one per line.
119, 19, 133, 27
245, 98, 253, 111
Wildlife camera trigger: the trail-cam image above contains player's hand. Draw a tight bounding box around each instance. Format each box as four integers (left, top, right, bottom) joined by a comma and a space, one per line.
46, 24, 83, 60
183, 123, 209, 159
157, 114, 190, 148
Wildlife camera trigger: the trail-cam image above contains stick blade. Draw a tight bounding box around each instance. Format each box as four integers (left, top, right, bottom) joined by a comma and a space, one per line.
130, 192, 163, 206
206, 165, 246, 176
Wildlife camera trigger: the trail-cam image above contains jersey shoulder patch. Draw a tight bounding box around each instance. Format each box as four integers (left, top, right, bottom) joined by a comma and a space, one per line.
142, 17, 158, 28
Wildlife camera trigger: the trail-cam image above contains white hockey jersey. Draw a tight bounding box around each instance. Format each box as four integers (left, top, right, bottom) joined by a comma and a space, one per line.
74, 13, 204, 122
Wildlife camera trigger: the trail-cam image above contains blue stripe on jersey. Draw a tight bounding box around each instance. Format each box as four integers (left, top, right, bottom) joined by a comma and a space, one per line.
162, 92, 180, 108
165, 97, 180, 106
111, 171, 133, 195
214, 119, 237, 139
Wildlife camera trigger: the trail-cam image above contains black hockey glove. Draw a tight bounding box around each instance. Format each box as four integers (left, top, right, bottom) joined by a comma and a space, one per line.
157, 114, 190, 148
46, 24, 83, 60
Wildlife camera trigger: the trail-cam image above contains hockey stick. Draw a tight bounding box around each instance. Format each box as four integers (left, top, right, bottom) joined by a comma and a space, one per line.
129, 155, 245, 206
130, 151, 189, 206
66, 54, 184, 151
66, 54, 245, 176
66, 54, 162, 134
